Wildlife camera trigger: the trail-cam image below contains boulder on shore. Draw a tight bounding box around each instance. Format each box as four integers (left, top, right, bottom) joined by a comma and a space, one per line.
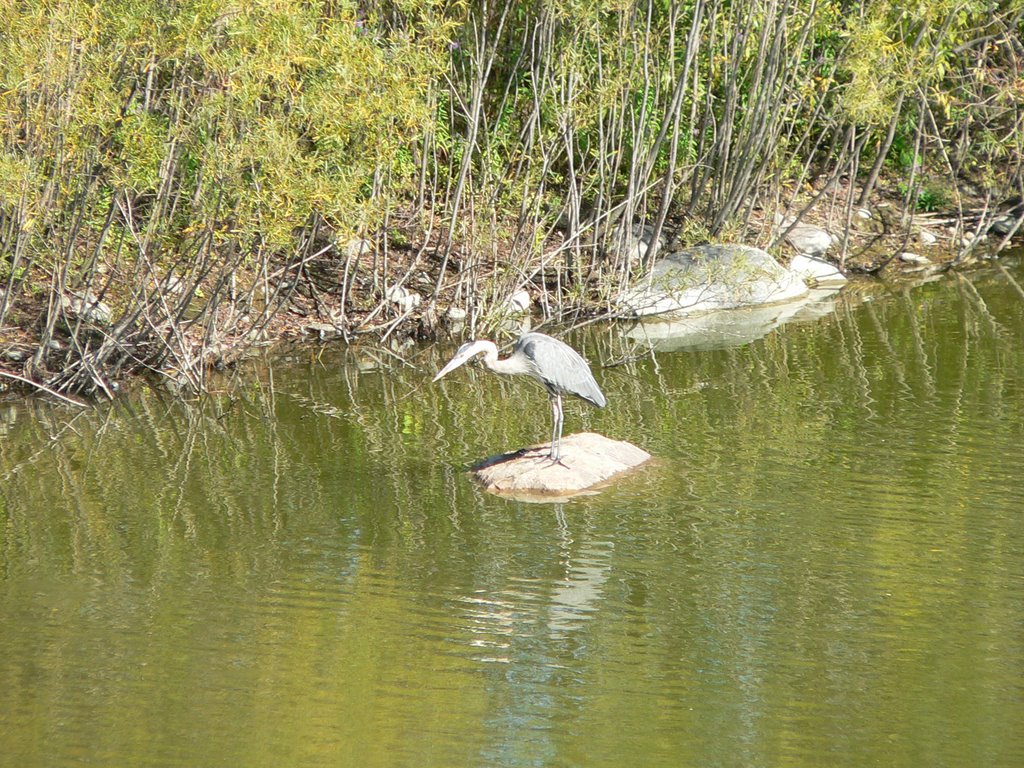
472, 432, 650, 498
779, 217, 833, 256
617, 244, 808, 318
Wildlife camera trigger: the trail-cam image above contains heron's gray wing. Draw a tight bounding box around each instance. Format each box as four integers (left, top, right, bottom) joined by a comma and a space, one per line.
517, 333, 606, 407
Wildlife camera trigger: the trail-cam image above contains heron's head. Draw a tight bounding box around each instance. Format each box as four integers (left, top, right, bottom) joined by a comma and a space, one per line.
432, 340, 494, 382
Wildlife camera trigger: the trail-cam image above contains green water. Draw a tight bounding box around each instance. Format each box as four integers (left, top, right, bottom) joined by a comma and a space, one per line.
2, 259, 1023, 767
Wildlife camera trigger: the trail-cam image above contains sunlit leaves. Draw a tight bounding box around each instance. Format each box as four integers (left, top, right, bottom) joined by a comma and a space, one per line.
0, 0, 453, 255
839, 12, 905, 126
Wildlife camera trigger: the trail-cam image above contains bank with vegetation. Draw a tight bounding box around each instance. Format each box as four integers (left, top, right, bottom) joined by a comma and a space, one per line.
1, 0, 1022, 399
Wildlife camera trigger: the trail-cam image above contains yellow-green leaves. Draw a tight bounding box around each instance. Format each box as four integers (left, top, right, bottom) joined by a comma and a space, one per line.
840, 13, 905, 126
115, 112, 170, 194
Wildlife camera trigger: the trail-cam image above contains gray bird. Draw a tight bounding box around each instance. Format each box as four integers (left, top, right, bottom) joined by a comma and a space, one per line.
433, 332, 606, 461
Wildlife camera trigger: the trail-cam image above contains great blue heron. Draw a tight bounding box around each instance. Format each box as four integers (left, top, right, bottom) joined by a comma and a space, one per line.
433, 332, 606, 461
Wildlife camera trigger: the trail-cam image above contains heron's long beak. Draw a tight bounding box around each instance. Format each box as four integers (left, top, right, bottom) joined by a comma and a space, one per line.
432, 353, 470, 382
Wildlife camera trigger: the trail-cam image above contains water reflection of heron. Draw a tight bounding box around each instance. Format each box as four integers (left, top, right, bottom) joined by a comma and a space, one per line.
433, 332, 606, 461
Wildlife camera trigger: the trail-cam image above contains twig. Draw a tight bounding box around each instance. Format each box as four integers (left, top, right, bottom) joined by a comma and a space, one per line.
0, 369, 88, 407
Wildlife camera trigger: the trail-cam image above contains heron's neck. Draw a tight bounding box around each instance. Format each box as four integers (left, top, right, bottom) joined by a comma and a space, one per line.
480, 342, 526, 375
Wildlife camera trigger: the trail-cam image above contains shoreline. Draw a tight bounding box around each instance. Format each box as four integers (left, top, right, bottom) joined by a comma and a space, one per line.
2, 212, 1020, 408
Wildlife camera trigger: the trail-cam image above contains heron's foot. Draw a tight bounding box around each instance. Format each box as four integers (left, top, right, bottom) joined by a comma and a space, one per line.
546, 454, 570, 469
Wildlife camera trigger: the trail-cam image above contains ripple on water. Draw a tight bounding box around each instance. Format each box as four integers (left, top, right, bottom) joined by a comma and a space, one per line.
2, 257, 1024, 768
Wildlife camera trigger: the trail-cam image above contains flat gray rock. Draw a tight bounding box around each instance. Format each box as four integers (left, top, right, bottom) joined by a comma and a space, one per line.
472, 432, 650, 498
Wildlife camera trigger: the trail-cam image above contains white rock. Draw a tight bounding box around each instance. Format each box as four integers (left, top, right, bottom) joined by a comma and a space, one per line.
445, 306, 468, 322
618, 244, 809, 318
918, 229, 938, 245
386, 285, 422, 311
507, 290, 531, 314
397, 294, 422, 311
855, 207, 872, 220
472, 433, 650, 499
899, 252, 931, 265
789, 254, 847, 285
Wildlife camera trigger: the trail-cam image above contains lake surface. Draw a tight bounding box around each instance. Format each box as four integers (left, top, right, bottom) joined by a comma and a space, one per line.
2, 257, 1023, 767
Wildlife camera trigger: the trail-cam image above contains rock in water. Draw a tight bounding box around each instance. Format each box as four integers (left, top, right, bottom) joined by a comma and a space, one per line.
617, 244, 808, 318
789, 254, 847, 285
472, 432, 651, 498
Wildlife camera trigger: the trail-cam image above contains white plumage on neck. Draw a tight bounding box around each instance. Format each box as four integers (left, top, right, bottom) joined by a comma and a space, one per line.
433, 339, 532, 380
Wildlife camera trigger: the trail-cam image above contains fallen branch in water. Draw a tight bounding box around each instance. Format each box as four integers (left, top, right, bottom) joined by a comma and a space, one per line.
0, 369, 88, 408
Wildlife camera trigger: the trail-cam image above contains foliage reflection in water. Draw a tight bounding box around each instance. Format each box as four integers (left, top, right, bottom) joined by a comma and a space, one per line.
1, 257, 1023, 767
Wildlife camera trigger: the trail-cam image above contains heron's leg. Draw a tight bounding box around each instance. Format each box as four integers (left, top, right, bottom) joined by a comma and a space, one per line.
549, 395, 560, 460
553, 394, 564, 461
